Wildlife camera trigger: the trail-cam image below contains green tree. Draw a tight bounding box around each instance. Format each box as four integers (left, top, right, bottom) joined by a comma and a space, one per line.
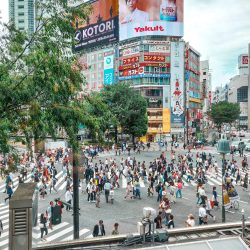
0, 0, 100, 154
101, 83, 148, 142
209, 101, 240, 131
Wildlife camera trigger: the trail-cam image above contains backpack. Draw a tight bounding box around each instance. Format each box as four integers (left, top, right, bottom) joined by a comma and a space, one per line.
155, 185, 160, 193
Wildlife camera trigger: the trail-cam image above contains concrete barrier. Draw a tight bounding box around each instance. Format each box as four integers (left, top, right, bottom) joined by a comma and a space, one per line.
32, 221, 250, 250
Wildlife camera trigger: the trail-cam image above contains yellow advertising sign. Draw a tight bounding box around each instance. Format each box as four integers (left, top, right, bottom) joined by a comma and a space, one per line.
163, 108, 171, 133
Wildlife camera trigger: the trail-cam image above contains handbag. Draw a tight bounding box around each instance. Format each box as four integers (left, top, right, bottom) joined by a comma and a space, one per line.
39, 223, 44, 228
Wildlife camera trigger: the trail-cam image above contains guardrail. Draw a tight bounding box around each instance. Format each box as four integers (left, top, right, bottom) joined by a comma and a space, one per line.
32, 221, 250, 250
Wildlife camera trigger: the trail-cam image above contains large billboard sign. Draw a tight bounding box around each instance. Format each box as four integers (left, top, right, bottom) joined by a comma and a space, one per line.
119, 0, 184, 41
170, 41, 184, 126
73, 0, 119, 51
104, 50, 115, 85
238, 54, 249, 68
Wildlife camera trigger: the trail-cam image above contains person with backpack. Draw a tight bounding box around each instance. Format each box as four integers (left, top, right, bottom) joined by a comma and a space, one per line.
155, 182, 163, 202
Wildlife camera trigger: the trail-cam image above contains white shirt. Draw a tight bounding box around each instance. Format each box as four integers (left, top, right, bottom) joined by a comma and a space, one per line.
186, 218, 195, 227
65, 190, 72, 202
123, 8, 149, 23
199, 207, 207, 218
198, 188, 206, 196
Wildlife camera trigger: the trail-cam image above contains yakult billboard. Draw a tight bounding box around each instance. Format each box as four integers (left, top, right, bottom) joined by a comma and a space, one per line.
119, 0, 184, 41
73, 0, 119, 51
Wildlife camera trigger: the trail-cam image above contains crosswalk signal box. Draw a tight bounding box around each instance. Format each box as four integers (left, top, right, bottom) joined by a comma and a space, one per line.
9, 183, 37, 250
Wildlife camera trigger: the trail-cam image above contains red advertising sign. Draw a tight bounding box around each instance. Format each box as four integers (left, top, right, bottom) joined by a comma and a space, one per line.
121, 67, 144, 76
242, 55, 249, 65
119, 63, 139, 70
140, 62, 170, 67
122, 56, 139, 65
144, 55, 165, 62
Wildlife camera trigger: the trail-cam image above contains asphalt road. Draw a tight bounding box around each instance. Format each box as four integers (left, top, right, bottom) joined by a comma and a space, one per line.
1, 145, 250, 248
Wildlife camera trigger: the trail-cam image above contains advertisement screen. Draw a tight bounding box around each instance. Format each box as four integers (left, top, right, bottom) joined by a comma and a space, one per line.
73, 0, 119, 51
170, 41, 185, 126
119, 0, 184, 41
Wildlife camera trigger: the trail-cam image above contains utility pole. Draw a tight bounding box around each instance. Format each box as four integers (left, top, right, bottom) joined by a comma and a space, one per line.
72, 145, 80, 239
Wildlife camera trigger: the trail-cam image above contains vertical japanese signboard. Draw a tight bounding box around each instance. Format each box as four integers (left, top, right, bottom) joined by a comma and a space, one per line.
104, 50, 115, 85
170, 41, 184, 125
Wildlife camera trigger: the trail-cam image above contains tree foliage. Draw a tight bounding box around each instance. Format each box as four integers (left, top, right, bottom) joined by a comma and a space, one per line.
0, 0, 101, 153
209, 101, 240, 130
101, 83, 148, 140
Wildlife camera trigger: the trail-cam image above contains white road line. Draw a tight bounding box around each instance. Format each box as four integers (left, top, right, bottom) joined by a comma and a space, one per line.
206, 176, 222, 185
58, 181, 67, 191
62, 228, 90, 241
0, 213, 9, 219
55, 176, 65, 188
33, 222, 69, 239
0, 205, 8, 211
0, 237, 8, 247
44, 226, 73, 241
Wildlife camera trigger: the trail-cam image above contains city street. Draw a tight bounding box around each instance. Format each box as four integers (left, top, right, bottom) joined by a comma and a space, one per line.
1, 146, 250, 249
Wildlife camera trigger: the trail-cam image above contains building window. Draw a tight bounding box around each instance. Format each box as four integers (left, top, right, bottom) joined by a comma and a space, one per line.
18, 20, 24, 23
237, 86, 248, 102
203, 72, 206, 75
18, 5, 24, 9
18, 12, 24, 16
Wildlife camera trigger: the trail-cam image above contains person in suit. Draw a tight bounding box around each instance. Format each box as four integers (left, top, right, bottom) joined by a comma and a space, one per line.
93, 220, 105, 237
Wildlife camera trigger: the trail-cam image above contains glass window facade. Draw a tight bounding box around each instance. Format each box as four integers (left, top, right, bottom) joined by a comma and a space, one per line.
237, 86, 248, 102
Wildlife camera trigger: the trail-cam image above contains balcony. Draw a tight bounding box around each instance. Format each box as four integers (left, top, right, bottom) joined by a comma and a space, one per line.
148, 116, 163, 121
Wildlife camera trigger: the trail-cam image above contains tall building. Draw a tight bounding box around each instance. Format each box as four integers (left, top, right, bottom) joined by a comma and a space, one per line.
185, 43, 202, 137
228, 54, 249, 129
248, 44, 250, 130
9, 0, 36, 35
200, 60, 212, 128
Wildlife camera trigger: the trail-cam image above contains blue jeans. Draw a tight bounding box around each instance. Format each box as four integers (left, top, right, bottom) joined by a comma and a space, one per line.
176, 189, 182, 198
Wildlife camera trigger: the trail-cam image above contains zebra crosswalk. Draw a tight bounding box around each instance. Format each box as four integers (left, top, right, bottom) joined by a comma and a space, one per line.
0, 204, 92, 249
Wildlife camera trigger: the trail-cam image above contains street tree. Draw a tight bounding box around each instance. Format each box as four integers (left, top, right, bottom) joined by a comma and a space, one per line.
101, 83, 148, 142
209, 101, 240, 131
0, 0, 100, 155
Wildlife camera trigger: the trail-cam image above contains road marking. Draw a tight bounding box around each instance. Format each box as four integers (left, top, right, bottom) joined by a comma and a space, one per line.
62, 228, 90, 241
239, 200, 248, 204
44, 226, 73, 241
33, 222, 69, 239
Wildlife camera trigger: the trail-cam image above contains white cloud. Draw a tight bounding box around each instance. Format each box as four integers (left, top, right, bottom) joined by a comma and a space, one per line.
0, 0, 8, 23
184, 0, 250, 89
1, 0, 249, 90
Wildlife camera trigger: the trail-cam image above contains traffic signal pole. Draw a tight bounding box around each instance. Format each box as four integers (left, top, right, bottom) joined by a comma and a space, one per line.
72, 147, 80, 239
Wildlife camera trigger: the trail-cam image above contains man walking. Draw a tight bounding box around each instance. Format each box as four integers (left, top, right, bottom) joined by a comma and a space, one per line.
104, 180, 112, 203
93, 220, 105, 237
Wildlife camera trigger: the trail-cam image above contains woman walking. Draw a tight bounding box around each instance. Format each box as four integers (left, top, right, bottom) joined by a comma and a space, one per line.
40, 213, 48, 241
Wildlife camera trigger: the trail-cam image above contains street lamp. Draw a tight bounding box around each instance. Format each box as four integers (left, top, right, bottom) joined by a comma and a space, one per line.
217, 136, 230, 223
241, 209, 246, 238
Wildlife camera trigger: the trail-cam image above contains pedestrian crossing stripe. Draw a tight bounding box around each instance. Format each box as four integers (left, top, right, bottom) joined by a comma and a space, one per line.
0, 206, 92, 249
1, 166, 250, 198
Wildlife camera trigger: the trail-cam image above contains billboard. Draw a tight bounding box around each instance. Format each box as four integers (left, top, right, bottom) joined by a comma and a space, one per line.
119, 0, 184, 41
119, 73, 170, 80
73, 0, 119, 51
170, 41, 184, 125
238, 54, 249, 68
104, 50, 115, 85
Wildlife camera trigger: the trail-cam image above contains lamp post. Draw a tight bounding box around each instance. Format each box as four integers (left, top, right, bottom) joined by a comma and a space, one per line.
241, 209, 246, 238
217, 136, 230, 223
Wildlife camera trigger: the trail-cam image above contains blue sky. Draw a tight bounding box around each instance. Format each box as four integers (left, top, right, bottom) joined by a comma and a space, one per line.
1, 0, 250, 90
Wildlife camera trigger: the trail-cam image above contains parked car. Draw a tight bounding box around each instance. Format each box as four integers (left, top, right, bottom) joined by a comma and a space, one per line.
245, 143, 250, 151
230, 141, 245, 152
